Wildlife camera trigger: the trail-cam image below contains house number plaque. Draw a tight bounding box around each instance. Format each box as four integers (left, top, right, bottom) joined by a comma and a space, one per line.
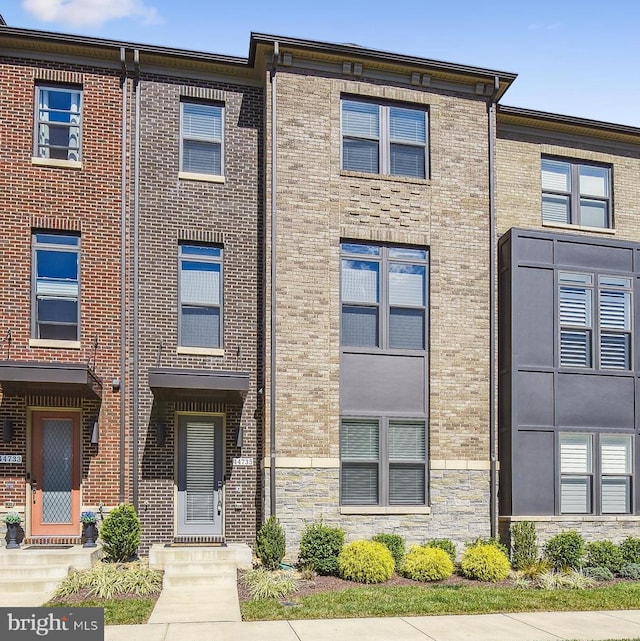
233, 457, 253, 466
0, 455, 22, 464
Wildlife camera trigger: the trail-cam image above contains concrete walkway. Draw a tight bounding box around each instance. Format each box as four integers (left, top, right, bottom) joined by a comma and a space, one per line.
105, 610, 640, 641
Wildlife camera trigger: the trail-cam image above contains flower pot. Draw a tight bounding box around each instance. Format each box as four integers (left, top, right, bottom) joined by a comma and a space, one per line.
82, 522, 98, 548
6, 523, 20, 549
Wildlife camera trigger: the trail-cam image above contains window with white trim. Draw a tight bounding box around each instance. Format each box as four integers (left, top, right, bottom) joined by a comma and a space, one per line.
180, 101, 224, 176
542, 158, 611, 228
558, 272, 632, 370
32, 232, 80, 340
178, 244, 223, 348
341, 99, 428, 178
340, 417, 426, 506
35, 85, 82, 161
559, 433, 633, 515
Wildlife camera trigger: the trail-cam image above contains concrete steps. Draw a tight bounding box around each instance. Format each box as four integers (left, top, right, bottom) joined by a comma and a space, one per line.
149, 543, 252, 570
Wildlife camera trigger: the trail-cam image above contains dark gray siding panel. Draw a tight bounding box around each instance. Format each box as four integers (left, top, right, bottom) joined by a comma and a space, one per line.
511, 430, 555, 515
516, 371, 554, 427
340, 353, 426, 414
556, 374, 635, 429
555, 240, 634, 272
518, 236, 554, 264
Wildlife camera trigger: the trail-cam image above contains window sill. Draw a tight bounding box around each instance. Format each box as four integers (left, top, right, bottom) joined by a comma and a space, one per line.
542, 221, 615, 235
29, 339, 81, 350
501, 515, 640, 522
176, 346, 224, 356
340, 506, 431, 515
31, 157, 82, 170
340, 169, 430, 186
178, 171, 225, 184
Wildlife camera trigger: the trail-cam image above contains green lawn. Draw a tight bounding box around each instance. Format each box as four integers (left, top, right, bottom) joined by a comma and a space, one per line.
241, 582, 640, 621
48, 598, 156, 625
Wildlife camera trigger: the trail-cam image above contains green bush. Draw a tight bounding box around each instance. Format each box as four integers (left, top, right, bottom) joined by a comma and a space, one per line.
583, 566, 614, 581
402, 545, 453, 582
510, 521, 538, 571
543, 531, 585, 571
100, 504, 140, 562
298, 522, 344, 576
424, 538, 456, 563
619, 563, 640, 580
620, 536, 640, 564
465, 536, 509, 558
460, 543, 511, 582
255, 517, 286, 570
372, 533, 405, 570
338, 540, 394, 584
241, 568, 299, 599
585, 540, 624, 574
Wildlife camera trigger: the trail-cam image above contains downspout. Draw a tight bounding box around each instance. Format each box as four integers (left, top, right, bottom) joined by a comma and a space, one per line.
119, 47, 127, 503
132, 49, 141, 510
269, 42, 279, 517
488, 75, 499, 538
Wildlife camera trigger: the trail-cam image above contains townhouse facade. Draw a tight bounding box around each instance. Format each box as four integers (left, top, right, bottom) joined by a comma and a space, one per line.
1, 22, 639, 555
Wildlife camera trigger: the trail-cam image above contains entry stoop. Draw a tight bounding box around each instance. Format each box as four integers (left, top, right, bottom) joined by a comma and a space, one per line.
0, 544, 102, 607
148, 542, 252, 570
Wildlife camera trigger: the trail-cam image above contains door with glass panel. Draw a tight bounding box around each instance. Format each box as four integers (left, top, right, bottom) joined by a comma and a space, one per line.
177, 416, 223, 535
31, 412, 81, 536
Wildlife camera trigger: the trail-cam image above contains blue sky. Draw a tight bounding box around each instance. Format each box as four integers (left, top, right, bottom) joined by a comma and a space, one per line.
5, 1, 640, 126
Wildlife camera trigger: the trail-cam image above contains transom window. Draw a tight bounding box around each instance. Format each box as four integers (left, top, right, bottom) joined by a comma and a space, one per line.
559, 433, 632, 515
32, 233, 80, 341
35, 85, 82, 161
341, 243, 428, 350
558, 271, 632, 370
341, 99, 428, 178
542, 158, 611, 228
341, 417, 427, 506
180, 101, 224, 176
179, 244, 223, 348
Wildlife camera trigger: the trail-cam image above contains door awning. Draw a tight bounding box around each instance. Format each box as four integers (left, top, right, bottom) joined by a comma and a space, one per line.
148, 367, 250, 403
0, 361, 102, 399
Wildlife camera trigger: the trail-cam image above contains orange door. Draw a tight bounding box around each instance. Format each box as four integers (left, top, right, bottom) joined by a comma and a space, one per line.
31, 411, 81, 536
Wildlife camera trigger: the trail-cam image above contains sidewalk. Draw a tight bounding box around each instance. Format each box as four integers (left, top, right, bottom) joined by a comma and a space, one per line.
105, 610, 640, 641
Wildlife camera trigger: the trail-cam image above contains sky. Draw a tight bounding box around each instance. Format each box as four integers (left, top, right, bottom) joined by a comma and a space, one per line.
3, 0, 640, 126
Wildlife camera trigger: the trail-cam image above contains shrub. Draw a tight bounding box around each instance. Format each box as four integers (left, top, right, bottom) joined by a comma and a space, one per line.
620, 536, 640, 564
241, 568, 299, 600
583, 566, 614, 581
465, 536, 509, 558
100, 504, 141, 562
424, 538, 456, 563
338, 540, 394, 584
510, 521, 538, 571
543, 531, 585, 571
401, 545, 453, 582
255, 516, 286, 570
298, 522, 344, 576
585, 540, 624, 574
460, 544, 511, 582
372, 533, 405, 570
518, 559, 551, 579
619, 563, 640, 580
536, 570, 595, 590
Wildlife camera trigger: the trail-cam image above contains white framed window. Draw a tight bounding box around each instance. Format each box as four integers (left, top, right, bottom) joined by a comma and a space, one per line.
34, 85, 82, 161
32, 232, 80, 341
341, 99, 428, 179
559, 432, 633, 515
542, 158, 611, 228
340, 417, 426, 506
178, 244, 223, 348
180, 102, 224, 176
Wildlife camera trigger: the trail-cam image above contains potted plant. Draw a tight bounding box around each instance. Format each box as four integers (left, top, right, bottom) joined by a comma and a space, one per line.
81, 511, 99, 548
4, 512, 22, 549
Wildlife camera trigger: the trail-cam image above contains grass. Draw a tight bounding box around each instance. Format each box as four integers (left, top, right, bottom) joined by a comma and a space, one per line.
48, 598, 156, 625
241, 582, 640, 621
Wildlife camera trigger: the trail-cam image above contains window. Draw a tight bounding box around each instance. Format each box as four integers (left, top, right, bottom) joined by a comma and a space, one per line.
180, 102, 223, 176
558, 272, 632, 370
559, 433, 632, 514
32, 233, 80, 340
341, 99, 428, 178
179, 244, 222, 348
341, 243, 428, 350
35, 86, 82, 161
541, 158, 611, 228
341, 417, 426, 505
